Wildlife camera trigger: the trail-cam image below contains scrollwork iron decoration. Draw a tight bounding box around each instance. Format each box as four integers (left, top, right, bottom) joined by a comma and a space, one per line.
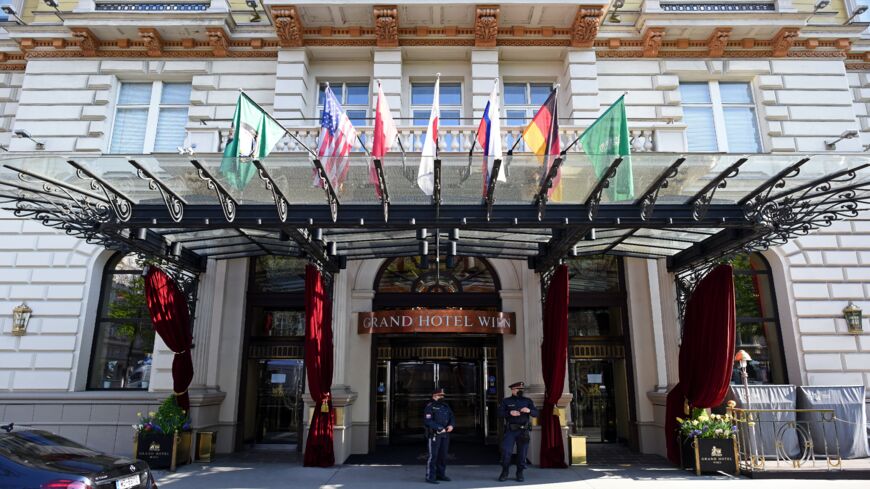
67, 160, 133, 223
129, 159, 186, 223
252, 160, 289, 223
191, 159, 237, 223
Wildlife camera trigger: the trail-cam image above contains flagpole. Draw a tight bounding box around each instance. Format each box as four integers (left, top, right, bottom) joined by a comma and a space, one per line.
238, 88, 318, 159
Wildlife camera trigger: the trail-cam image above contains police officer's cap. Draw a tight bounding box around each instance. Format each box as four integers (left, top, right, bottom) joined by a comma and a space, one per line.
432, 387, 446, 396
509, 381, 525, 389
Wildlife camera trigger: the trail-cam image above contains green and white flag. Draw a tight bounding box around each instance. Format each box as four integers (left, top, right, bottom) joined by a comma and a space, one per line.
579, 95, 633, 201
219, 92, 286, 190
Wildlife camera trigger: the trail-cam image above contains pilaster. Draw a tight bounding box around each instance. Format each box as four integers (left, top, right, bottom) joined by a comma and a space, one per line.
331, 269, 350, 389
274, 49, 310, 126
471, 50, 499, 119
562, 49, 599, 125
373, 49, 402, 118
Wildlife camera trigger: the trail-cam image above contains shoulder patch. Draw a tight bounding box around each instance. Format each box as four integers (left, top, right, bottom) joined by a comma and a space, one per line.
425, 413, 432, 418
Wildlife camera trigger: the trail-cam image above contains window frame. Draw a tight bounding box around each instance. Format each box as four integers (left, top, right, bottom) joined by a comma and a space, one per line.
410, 81, 463, 127
681, 80, 763, 153
317, 81, 371, 126
86, 253, 154, 391
109, 80, 191, 154
502, 81, 555, 127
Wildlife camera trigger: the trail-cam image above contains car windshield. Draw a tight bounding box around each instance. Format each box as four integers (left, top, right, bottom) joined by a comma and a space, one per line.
0, 431, 101, 461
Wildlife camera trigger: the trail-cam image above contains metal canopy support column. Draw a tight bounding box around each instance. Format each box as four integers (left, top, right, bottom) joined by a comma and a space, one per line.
129, 159, 187, 223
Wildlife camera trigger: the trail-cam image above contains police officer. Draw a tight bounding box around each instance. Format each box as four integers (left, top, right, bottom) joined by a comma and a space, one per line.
497, 381, 538, 482
423, 387, 455, 484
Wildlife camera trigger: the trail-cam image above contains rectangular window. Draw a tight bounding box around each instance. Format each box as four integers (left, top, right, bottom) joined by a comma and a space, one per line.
110, 82, 191, 154
318, 82, 370, 126
411, 82, 462, 126
680, 81, 761, 153
503, 82, 553, 126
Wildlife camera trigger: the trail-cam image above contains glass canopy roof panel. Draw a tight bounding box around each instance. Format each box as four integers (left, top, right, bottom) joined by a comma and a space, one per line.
459, 229, 552, 244
611, 243, 681, 256
325, 229, 417, 243
620, 236, 692, 252
543, 152, 600, 204
256, 154, 332, 205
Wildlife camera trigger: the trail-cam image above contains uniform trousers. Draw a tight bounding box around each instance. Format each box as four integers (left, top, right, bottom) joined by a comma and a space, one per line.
501, 428, 530, 470
426, 432, 450, 480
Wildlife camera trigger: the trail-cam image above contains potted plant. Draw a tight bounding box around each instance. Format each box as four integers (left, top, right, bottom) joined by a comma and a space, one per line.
676, 404, 740, 475
133, 395, 192, 471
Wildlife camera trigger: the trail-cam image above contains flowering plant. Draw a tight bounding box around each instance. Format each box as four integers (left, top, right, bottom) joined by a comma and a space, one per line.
676, 408, 737, 439
132, 395, 191, 435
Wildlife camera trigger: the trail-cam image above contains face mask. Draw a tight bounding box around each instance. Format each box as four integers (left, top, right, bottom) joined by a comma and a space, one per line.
516, 390, 524, 397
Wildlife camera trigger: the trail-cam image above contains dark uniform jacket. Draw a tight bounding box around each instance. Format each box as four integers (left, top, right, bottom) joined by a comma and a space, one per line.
498, 395, 539, 427
424, 399, 456, 434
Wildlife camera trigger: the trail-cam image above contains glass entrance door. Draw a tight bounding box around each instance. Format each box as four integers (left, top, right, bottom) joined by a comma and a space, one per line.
390, 361, 482, 443
569, 358, 630, 443
255, 359, 305, 444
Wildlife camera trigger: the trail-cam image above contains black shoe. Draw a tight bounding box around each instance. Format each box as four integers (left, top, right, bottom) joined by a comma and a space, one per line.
498, 467, 509, 482
425, 479, 439, 484
516, 470, 524, 482
436, 476, 451, 482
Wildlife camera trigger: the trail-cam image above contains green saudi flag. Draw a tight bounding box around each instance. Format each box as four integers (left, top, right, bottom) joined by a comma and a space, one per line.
219, 92, 286, 190
579, 95, 634, 201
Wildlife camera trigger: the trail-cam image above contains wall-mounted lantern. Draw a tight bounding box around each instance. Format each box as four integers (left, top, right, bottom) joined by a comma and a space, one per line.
843, 302, 863, 334
11, 302, 32, 336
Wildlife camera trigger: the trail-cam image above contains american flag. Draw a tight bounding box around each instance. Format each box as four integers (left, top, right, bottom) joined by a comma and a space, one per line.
315, 85, 357, 188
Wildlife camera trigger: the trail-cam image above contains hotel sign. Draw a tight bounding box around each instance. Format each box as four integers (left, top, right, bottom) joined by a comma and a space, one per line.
358, 310, 516, 335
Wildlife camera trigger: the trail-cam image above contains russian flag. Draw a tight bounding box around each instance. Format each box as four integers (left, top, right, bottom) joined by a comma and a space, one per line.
478, 80, 503, 197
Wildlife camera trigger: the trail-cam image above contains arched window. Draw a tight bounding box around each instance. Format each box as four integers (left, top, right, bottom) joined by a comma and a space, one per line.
374, 256, 500, 309
88, 254, 154, 390
731, 253, 787, 384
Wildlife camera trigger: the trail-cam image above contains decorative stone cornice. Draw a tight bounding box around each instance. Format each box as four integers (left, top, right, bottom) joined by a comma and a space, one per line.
71, 28, 100, 57
474, 5, 499, 48
272, 6, 304, 48
707, 27, 731, 57
138, 28, 163, 57
373, 5, 399, 48
571, 6, 604, 48
207, 27, 229, 57
642, 27, 665, 57
772, 27, 799, 57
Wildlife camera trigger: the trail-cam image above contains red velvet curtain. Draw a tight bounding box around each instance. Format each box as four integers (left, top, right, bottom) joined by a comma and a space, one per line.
143, 267, 193, 412
539, 264, 569, 468
303, 264, 335, 467
665, 264, 736, 464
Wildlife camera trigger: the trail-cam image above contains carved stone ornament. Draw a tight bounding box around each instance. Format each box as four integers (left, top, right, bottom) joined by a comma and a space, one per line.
772, 27, 800, 57
707, 27, 732, 57
374, 6, 399, 48
207, 28, 230, 57
273, 6, 304, 48
138, 28, 163, 57
71, 28, 100, 57
571, 7, 603, 48
475, 5, 499, 48
642, 27, 665, 58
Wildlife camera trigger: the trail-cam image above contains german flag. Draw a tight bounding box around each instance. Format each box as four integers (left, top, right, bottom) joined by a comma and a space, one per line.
521, 88, 560, 164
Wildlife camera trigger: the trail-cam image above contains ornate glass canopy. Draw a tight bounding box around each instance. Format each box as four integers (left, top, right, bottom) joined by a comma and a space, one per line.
0, 152, 868, 278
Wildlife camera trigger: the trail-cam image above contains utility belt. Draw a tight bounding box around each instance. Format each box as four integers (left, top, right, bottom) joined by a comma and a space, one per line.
505, 423, 531, 442
426, 428, 448, 438
506, 423, 530, 432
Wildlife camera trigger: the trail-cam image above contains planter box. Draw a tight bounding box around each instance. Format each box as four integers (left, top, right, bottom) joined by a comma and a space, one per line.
134, 431, 192, 471
691, 437, 740, 475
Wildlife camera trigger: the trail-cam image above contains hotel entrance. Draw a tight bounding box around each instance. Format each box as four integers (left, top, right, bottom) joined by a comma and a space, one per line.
374, 337, 501, 446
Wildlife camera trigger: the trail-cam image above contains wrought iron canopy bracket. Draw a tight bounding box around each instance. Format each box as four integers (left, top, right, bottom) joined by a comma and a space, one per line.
688, 157, 747, 221
740, 157, 809, 224
312, 158, 339, 223
636, 157, 684, 221
4, 163, 110, 212
533, 155, 565, 221
373, 158, 390, 223
129, 159, 187, 223
67, 159, 134, 223
585, 157, 624, 222
484, 158, 502, 222
190, 159, 238, 223
251, 159, 289, 223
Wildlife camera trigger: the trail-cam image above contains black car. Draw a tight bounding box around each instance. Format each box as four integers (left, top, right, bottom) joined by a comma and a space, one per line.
0, 425, 158, 489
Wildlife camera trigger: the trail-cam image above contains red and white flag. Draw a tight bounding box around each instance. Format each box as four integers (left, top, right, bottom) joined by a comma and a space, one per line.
371, 81, 398, 197
418, 75, 440, 196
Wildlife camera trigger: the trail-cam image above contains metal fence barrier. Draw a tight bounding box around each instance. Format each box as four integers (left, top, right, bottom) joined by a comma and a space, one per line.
729, 407, 842, 472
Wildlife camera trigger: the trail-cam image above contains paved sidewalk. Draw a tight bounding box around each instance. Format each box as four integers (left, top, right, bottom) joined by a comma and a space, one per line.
154, 460, 870, 488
